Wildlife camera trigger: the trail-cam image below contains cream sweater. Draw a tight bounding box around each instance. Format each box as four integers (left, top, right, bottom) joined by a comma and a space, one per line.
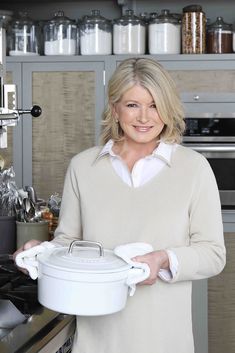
54, 144, 226, 353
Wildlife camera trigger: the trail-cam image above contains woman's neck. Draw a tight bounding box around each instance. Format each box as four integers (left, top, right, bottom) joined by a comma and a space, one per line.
113, 139, 159, 171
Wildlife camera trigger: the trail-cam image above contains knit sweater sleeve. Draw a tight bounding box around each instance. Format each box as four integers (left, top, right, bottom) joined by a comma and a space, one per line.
168, 157, 226, 282
52, 156, 82, 246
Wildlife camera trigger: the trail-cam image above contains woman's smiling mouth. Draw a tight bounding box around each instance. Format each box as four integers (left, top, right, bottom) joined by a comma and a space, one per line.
133, 126, 153, 132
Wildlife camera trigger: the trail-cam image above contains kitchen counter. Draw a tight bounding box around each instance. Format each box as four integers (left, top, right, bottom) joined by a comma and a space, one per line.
0, 306, 76, 353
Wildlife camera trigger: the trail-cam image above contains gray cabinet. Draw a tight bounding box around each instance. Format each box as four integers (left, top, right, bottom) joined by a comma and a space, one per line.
4, 62, 23, 186
6, 57, 105, 198
109, 54, 235, 116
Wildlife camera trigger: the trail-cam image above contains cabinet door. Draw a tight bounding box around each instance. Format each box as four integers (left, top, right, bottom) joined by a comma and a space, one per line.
22, 61, 105, 200
161, 59, 235, 115
208, 232, 235, 353
4, 62, 23, 187
111, 56, 235, 116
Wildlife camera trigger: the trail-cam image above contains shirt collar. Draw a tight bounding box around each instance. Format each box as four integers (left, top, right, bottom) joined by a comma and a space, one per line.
152, 141, 175, 166
97, 139, 176, 166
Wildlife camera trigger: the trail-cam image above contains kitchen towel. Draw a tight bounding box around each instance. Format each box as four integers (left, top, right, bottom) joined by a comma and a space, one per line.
114, 242, 153, 296
15, 241, 57, 280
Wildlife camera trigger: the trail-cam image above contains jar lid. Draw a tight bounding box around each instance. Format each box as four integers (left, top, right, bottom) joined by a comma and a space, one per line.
11, 12, 35, 26
38, 240, 131, 274
183, 4, 203, 13
0, 9, 13, 27
139, 12, 149, 24
47, 10, 75, 25
150, 9, 179, 24
149, 12, 158, 20
208, 16, 232, 31
81, 9, 111, 25
113, 9, 145, 26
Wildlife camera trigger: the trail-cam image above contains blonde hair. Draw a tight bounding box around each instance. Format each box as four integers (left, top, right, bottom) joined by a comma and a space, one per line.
100, 57, 185, 145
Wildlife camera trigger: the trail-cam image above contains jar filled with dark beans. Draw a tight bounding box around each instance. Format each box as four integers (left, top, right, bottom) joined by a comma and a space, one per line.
182, 4, 206, 54
207, 16, 232, 53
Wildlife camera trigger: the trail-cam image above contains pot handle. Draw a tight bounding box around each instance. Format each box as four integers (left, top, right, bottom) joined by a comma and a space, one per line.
68, 240, 104, 257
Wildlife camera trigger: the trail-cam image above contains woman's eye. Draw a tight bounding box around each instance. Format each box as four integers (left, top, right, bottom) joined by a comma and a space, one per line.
127, 103, 137, 108
150, 104, 157, 109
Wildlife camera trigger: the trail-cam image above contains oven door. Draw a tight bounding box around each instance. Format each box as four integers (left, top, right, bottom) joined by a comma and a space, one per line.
184, 143, 235, 208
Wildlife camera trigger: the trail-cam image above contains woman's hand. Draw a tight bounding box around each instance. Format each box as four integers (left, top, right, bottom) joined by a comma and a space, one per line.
132, 250, 169, 285
13, 239, 42, 275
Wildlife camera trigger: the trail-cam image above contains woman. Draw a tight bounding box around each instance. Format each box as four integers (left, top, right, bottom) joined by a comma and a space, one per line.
15, 58, 226, 353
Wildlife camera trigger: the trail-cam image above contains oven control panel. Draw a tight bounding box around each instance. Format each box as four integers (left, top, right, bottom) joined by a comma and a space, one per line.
184, 118, 235, 137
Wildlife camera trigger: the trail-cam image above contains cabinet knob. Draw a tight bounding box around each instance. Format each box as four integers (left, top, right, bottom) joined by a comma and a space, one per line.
193, 95, 200, 101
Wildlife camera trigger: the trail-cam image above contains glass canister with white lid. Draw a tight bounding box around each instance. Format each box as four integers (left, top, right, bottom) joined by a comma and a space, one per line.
80, 10, 112, 55
44, 11, 77, 55
113, 9, 146, 54
8, 12, 40, 56
148, 9, 181, 54
207, 16, 232, 53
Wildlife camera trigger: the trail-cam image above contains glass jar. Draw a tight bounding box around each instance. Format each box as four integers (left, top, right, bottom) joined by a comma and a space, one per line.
233, 25, 235, 53
0, 9, 13, 56
0, 9, 13, 28
80, 10, 112, 55
207, 17, 232, 54
113, 9, 146, 54
8, 12, 39, 56
182, 4, 206, 54
139, 12, 149, 25
148, 9, 181, 54
43, 11, 77, 55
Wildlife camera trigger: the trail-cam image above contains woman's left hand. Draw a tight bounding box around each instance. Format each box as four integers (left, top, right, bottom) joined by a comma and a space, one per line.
132, 250, 169, 285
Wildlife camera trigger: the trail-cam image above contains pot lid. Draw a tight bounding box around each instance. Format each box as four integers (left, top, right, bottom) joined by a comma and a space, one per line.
39, 240, 131, 274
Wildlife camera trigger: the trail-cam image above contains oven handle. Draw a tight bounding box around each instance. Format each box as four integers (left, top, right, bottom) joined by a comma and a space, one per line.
189, 145, 235, 152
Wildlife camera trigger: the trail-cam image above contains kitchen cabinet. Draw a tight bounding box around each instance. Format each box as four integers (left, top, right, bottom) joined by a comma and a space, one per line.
164, 56, 235, 116
7, 57, 105, 198
111, 54, 235, 116
208, 231, 235, 353
2, 63, 23, 185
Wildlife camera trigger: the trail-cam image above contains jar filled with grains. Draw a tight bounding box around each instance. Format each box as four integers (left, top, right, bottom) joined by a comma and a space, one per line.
207, 17, 232, 53
233, 24, 235, 52
182, 4, 206, 54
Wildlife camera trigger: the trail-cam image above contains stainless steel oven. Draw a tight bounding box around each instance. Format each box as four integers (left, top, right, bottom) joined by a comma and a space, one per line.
183, 113, 235, 209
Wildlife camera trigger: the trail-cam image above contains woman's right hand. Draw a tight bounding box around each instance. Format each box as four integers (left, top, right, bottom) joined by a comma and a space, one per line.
13, 239, 42, 274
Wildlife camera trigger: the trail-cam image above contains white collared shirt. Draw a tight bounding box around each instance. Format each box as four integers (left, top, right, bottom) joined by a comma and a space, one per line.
99, 139, 179, 281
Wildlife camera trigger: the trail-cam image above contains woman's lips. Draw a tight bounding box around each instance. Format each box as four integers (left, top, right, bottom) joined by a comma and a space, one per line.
133, 126, 153, 132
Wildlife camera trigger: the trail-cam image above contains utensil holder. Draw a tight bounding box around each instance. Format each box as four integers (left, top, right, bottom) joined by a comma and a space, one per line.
16, 221, 49, 248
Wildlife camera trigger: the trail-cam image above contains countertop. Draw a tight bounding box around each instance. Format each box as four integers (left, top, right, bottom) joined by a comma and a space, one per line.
0, 306, 75, 353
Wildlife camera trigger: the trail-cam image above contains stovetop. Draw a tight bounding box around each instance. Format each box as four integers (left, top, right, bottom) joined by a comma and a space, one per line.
0, 258, 40, 316
0, 257, 75, 353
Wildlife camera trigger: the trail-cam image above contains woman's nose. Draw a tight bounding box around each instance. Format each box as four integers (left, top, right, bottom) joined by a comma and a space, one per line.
137, 108, 149, 123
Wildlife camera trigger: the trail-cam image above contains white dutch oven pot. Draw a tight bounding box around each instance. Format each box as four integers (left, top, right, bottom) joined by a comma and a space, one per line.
37, 240, 148, 316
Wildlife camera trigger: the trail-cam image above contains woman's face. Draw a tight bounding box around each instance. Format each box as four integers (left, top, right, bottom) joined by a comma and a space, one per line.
113, 84, 165, 148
